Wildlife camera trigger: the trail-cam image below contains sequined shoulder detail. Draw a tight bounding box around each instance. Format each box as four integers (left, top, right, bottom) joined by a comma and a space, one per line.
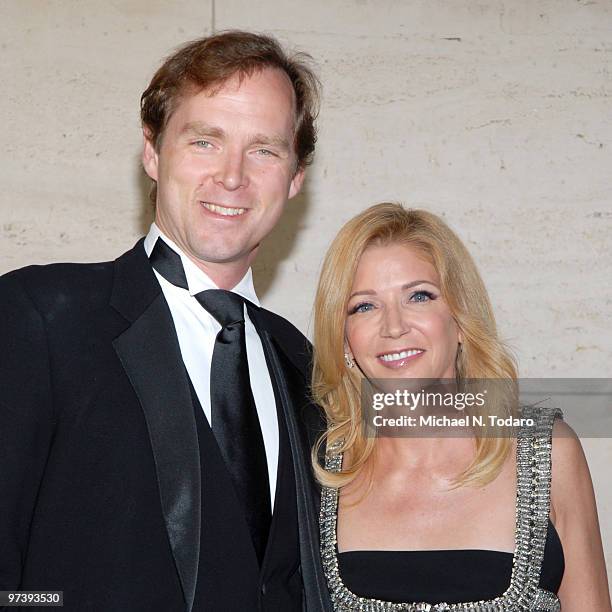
319, 407, 563, 611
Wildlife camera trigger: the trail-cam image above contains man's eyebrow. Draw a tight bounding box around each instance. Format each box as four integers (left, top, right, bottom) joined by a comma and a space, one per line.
179, 123, 290, 150
249, 133, 291, 149
180, 121, 225, 138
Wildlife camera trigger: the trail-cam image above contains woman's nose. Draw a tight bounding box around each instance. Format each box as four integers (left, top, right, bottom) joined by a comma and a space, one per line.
380, 303, 410, 338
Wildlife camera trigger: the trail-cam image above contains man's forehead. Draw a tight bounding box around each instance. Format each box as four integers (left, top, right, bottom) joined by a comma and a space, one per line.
183, 67, 295, 106
169, 68, 297, 132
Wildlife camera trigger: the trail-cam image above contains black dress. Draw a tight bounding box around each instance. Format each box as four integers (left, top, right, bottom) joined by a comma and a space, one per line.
337, 519, 564, 603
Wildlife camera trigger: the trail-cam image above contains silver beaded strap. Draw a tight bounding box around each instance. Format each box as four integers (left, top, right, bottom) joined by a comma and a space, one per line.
319, 407, 563, 611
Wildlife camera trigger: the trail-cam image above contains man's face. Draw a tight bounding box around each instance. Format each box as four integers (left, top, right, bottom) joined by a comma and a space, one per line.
143, 68, 304, 278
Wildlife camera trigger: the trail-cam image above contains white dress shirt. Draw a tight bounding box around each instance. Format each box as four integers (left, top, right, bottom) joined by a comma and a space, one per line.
143, 224, 279, 507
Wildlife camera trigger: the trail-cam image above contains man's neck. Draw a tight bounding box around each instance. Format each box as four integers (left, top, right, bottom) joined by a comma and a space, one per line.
186, 254, 251, 291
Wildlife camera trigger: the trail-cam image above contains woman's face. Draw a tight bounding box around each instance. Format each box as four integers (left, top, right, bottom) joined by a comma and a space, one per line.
345, 243, 461, 380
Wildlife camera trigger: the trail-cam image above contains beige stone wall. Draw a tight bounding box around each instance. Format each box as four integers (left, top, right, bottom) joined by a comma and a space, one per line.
2, 0, 611, 583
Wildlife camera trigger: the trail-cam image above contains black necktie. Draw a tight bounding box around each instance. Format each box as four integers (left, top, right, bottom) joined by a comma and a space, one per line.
149, 238, 272, 564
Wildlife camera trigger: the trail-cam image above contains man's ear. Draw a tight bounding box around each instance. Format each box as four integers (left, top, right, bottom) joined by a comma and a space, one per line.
142, 128, 159, 181
288, 166, 305, 200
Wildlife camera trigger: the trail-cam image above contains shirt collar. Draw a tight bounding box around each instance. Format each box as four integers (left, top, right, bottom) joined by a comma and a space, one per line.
143, 223, 260, 307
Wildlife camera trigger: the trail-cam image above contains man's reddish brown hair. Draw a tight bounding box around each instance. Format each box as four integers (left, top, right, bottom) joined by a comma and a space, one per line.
140, 30, 320, 169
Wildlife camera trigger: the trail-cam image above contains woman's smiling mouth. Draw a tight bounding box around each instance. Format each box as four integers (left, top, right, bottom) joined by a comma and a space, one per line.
377, 348, 425, 368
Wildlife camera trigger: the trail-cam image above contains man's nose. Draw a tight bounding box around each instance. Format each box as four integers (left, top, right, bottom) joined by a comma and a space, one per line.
214, 149, 248, 191
381, 303, 410, 338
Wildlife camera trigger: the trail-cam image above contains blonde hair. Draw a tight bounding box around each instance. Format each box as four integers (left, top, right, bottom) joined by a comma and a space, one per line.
312, 203, 518, 489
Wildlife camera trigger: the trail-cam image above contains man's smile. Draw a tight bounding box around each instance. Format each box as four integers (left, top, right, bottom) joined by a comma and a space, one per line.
201, 201, 248, 217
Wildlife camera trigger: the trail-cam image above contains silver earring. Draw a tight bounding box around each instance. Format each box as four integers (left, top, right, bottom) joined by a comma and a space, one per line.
344, 353, 355, 369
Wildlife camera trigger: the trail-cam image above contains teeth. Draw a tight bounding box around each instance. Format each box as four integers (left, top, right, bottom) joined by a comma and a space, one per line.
380, 349, 423, 362
202, 202, 246, 216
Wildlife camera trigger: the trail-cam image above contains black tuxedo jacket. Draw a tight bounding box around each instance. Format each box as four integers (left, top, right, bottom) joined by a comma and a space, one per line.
0, 240, 331, 612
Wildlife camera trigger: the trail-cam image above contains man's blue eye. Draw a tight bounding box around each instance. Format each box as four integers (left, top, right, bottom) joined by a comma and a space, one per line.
195, 140, 212, 148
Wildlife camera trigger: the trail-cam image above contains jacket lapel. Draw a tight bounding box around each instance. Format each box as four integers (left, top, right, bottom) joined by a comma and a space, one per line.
248, 307, 331, 612
110, 240, 201, 612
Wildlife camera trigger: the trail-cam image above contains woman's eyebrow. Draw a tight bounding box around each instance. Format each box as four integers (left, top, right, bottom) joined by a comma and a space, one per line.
349, 280, 439, 300
401, 280, 439, 290
348, 289, 376, 300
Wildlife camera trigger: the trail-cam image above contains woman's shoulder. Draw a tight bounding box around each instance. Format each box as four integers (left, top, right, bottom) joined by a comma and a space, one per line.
550, 418, 590, 515
548, 417, 611, 607
551, 418, 586, 487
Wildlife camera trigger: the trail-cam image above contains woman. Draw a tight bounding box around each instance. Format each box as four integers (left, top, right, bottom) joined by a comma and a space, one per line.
312, 204, 610, 611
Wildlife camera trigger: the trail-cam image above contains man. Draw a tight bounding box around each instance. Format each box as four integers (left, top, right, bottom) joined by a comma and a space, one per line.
0, 31, 331, 612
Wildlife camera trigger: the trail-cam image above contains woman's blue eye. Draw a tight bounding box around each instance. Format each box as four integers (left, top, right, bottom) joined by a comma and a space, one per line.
349, 302, 374, 315
410, 290, 435, 303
